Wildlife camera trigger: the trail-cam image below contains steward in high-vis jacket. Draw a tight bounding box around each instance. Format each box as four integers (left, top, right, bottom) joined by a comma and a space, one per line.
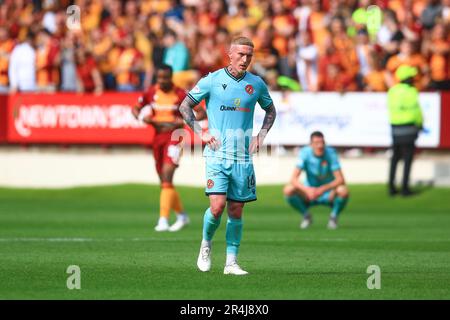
387, 65, 423, 196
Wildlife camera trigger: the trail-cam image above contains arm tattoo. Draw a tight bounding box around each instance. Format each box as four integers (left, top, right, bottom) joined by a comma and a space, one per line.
179, 97, 203, 136
259, 104, 276, 139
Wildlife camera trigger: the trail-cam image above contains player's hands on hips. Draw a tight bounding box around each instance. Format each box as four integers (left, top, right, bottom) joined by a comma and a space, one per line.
202, 132, 220, 151
249, 135, 263, 154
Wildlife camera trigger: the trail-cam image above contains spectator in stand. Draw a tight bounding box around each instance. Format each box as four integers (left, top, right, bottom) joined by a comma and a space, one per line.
42, 0, 57, 35
60, 31, 78, 92
421, 0, 443, 31
75, 48, 103, 95
193, 37, 222, 76
0, 26, 15, 93
251, 25, 279, 79
179, 6, 199, 60
319, 37, 342, 90
89, 28, 114, 90
355, 28, 374, 90
443, 0, 450, 24
145, 31, 166, 86
386, 39, 429, 89
215, 28, 231, 69
296, 31, 319, 92
329, 16, 359, 82
114, 34, 144, 92
35, 28, 60, 93
423, 23, 450, 90
377, 10, 405, 67
270, 0, 297, 78
363, 52, 389, 92
194, 0, 216, 39
320, 62, 356, 92
224, 1, 253, 36
307, 0, 331, 56
162, 29, 189, 73
163, 29, 199, 90
8, 31, 36, 93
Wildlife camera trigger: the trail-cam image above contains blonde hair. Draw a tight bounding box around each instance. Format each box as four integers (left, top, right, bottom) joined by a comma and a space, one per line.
230, 36, 254, 48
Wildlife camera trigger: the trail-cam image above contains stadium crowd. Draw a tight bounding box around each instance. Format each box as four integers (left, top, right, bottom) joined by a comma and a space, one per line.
0, 0, 449, 93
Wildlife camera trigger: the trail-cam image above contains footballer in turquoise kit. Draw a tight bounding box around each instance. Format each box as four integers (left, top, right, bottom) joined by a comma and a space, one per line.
187, 67, 273, 202
179, 36, 277, 275
283, 131, 350, 230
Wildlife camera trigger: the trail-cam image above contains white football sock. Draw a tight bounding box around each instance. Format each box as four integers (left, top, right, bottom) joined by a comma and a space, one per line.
226, 253, 237, 266
201, 239, 211, 248
158, 217, 169, 225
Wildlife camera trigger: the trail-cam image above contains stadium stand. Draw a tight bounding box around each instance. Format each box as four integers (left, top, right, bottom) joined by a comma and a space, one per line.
0, 0, 448, 92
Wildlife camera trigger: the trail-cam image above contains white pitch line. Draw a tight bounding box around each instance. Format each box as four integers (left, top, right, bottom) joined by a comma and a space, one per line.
0, 237, 449, 243
0, 237, 184, 242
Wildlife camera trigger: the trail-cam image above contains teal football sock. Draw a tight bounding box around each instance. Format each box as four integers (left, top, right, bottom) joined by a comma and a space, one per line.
285, 194, 310, 217
202, 208, 222, 241
331, 197, 348, 218
226, 217, 243, 256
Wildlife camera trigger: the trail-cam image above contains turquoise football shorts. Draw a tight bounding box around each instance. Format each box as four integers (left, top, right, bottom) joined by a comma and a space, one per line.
204, 158, 257, 203
308, 190, 333, 207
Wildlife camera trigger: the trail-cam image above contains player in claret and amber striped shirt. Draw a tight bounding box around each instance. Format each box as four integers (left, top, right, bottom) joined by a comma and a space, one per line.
132, 64, 206, 232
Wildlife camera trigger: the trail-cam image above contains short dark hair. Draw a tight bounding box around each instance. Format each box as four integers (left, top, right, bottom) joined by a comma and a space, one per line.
157, 64, 173, 75
310, 131, 324, 141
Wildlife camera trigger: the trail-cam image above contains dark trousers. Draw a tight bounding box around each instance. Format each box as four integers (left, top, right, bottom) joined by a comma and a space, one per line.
389, 142, 415, 192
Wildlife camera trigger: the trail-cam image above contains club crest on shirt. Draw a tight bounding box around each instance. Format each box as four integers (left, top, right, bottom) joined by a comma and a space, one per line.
321, 160, 328, 166
245, 84, 254, 95
207, 179, 214, 189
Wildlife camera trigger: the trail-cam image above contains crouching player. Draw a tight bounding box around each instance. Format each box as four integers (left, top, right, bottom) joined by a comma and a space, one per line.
132, 64, 206, 232
283, 131, 349, 229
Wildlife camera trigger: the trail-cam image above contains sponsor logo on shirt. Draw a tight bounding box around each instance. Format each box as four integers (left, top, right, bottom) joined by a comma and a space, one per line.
220, 105, 250, 112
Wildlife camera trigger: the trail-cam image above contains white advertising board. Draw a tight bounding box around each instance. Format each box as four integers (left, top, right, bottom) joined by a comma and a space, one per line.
254, 92, 440, 147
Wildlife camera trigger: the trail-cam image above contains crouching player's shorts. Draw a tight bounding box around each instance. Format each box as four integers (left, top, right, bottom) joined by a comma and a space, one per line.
305, 182, 333, 207
205, 158, 257, 203
152, 131, 182, 175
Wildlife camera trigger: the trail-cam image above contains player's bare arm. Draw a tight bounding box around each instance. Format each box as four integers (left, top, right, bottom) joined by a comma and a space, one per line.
250, 104, 277, 153
179, 97, 220, 150
288, 167, 316, 201
193, 104, 207, 121
260, 104, 277, 138
179, 96, 202, 135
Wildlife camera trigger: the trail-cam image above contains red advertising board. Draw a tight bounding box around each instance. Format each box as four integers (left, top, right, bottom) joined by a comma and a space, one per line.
441, 92, 450, 148
1, 93, 202, 145
0, 95, 7, 142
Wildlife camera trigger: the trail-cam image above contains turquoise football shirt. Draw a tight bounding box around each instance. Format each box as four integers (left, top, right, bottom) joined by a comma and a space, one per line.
187, 68, 273, 161
296, 146, 341, 187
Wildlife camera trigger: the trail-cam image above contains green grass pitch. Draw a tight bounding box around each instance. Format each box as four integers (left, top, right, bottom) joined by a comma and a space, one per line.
0, 184, 449, 299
